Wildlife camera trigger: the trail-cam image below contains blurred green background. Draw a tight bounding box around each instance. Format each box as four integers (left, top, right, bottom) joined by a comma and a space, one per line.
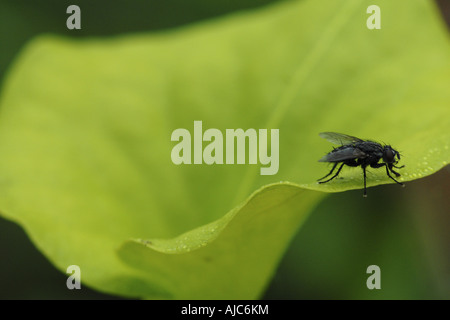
0, 0, 448, 299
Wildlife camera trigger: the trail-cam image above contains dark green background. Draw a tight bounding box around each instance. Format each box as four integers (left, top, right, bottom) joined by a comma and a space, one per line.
0, 0, 448, 299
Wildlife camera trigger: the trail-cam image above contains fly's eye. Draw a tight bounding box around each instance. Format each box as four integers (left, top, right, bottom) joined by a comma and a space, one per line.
383, 148, 395, 163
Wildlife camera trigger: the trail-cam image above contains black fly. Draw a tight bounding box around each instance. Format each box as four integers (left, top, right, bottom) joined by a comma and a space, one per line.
317, 132, 404, 197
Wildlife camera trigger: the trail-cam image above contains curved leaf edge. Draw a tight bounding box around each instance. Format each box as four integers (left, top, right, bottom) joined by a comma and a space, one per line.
122, 164, 448, 256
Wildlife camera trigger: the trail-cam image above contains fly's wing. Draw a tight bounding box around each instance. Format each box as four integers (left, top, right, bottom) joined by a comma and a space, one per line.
319, 147, 366, 162
319, 132, 364, 145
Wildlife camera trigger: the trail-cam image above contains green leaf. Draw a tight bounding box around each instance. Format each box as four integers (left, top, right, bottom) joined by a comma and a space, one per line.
0, 0, 448, 299
119, 183, 322, 299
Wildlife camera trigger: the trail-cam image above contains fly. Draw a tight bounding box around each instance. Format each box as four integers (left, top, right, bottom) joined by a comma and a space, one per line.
317, 132, 405, 197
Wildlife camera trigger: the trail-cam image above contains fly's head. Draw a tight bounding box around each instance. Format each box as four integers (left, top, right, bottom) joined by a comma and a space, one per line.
383, 145, 401, 164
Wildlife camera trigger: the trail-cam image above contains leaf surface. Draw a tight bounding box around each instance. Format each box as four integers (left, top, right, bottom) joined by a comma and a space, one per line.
0, 0, 448, 298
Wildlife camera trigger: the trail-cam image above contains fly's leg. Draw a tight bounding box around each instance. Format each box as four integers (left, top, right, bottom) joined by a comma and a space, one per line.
317, 162, 338, 181
370, 162, 404, 187
318, 162, 345, 184
370, 163, 385, 169
363, 166, 367, 197
386, 164, 404, 186
388, 164, 402, 177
